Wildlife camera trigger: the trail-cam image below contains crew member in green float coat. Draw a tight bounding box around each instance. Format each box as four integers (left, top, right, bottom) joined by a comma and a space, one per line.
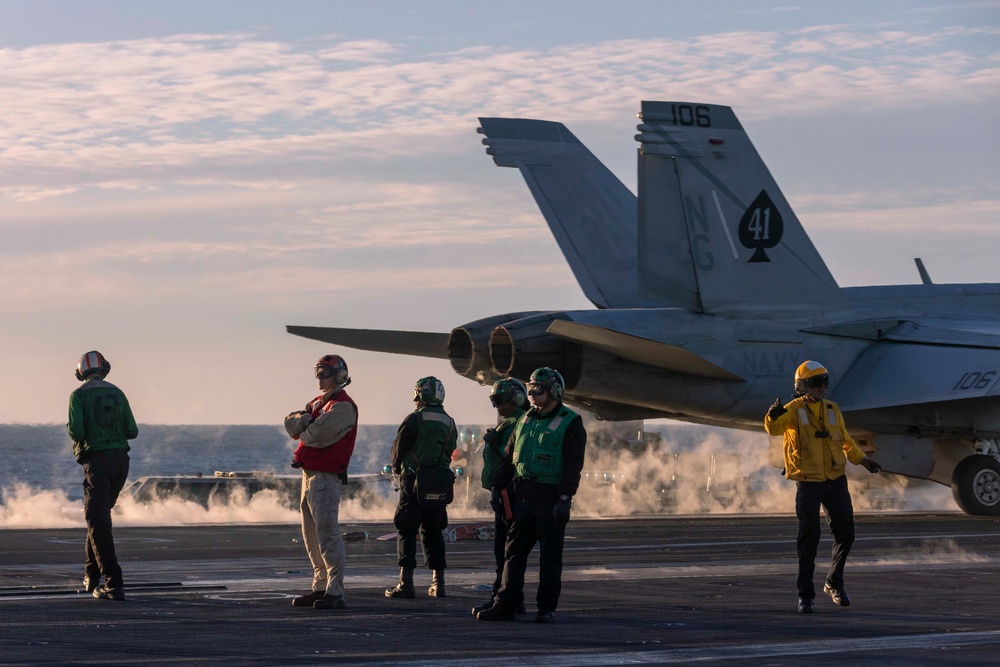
471, 378, 528, 617
477, 367, 586, 624
385, 376, 457, 599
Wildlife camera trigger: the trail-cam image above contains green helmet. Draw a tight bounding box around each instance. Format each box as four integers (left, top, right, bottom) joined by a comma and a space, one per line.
414, 376, 445, 406
490, 378, 527, 408
528, 367, 565, 401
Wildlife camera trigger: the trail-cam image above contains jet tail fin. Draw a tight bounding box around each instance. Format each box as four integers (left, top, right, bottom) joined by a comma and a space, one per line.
478, 118, 641, 309
635, 102, 848, 315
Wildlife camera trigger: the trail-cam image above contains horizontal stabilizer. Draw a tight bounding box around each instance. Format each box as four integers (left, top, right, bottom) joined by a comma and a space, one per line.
286, 325, 449, 359
546, 319, 743, 381
835, 343, 1000, 411
478, 117, 641, 308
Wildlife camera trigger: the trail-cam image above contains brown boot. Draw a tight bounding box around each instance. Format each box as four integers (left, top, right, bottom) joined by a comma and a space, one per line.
385, 567, 415, 598
428, 570, 445, 597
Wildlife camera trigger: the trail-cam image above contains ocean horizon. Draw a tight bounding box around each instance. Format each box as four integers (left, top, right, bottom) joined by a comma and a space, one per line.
0, 422, 958, 529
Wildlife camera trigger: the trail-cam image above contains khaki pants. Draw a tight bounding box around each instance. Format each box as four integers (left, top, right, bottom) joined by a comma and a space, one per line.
300, 470, 346, 596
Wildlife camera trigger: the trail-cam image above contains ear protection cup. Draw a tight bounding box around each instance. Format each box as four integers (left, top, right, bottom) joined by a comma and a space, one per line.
512, 388, 527, 407
491, 378, 528, 408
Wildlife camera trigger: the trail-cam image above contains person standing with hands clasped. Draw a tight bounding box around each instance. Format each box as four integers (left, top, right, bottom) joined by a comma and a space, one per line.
477, 367, 586, 623
764, 360, 882, 614
67, 351, 138, 602
471, 378, 529, 617
284, 354, 358, 610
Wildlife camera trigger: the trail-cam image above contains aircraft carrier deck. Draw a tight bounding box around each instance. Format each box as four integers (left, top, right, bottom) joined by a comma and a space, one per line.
1, 513, 998, 666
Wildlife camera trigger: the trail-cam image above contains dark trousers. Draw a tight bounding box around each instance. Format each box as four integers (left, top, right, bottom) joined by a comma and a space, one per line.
82, 449, 130, 589
491, 506, 508, 594
489, 500, 525, 607
795, 475, 855, 600
496, 481, 565, 613
393, 474, 448, 570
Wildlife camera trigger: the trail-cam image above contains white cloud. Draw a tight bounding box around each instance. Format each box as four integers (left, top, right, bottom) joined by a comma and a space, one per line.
0, 19, 997, 423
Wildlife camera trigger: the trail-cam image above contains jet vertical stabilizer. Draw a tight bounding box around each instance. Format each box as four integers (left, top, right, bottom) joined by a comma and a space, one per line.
477, 118, 644, 309
636, 102, 849, 316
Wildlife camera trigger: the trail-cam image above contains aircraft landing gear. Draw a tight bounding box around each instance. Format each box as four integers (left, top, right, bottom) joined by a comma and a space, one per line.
951, 454, 1000, 516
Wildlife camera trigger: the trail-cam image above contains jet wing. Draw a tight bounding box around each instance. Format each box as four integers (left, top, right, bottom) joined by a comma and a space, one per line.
546, 319, 743, 381
834, 343, 1000, 411
286, 325, 449, 359
882, 319, 1000, 349
807, 318, 1000, 349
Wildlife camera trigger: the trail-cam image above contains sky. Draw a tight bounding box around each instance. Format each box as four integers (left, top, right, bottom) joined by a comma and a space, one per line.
1, 1, 998, 426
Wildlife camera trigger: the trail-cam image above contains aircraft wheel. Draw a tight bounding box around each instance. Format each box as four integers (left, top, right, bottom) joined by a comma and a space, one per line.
951, 455, 1000, 516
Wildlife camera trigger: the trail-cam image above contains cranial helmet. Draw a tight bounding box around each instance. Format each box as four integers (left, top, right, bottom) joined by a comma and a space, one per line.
315, 354, 351, 390
794, 360, 829, 393
414, 376, 446, 406
490, 377, 527, 408
528, 367, 565, 401
75, 351, 111, 381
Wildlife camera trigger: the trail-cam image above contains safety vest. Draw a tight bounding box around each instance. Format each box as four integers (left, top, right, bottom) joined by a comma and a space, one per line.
771, 397, 863, 482
481, 408, 525, 490
513, 404, 578, 485
297, 390, 358, 474
403, 405, 456, 472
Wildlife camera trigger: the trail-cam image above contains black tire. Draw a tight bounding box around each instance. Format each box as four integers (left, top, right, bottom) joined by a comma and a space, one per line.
951, 455, 1000, 516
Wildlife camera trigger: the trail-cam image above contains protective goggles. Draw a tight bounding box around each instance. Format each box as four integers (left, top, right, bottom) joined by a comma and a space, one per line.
805, 375, 829, 389
315, 366, 335, 379
489, 394, 507, 408
527, 383, 547, 397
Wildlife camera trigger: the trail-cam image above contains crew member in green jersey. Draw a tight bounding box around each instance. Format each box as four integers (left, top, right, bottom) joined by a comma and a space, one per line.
471, 378, 528, 617
67, 351, 138, 602
384, 376, 457, 599
476, 367, 586, 624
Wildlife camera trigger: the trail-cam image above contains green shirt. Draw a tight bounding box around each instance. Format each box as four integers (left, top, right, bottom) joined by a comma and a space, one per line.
67, 377, 138, 462
481, 408, 525, 490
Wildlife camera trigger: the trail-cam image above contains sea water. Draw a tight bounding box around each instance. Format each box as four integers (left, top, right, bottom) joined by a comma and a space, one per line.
0, 423, 413, 501
0, 422, 483, 528
0, 422, 956, 528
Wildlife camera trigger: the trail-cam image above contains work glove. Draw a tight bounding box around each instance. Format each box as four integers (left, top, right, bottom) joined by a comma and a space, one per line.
767, 398, 787, 420
489, 488, 504, 514
552, 496, 572, 527
861, 457, 882, 474
483, 428, 499, 447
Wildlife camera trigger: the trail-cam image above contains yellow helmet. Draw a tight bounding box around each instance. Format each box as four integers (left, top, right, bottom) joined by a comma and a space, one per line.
794, 360, 829, 393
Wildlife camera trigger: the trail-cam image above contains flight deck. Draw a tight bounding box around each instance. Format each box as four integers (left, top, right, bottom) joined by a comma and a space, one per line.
1, 513, 998, 665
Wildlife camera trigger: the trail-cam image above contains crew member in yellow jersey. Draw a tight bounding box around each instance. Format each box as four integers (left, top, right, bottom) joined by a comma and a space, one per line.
765, 360, 882, 613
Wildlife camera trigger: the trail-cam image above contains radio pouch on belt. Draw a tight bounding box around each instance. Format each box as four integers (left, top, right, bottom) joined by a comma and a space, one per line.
414, 465, 455, 506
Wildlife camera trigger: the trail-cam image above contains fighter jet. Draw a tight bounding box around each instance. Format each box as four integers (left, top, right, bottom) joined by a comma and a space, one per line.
288, 101, 1000, 516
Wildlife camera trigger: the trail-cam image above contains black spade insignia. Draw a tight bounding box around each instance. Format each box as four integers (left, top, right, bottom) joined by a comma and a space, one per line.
738, 190, 784, 262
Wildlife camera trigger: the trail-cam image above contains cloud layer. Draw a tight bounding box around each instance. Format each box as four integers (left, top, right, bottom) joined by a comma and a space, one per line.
0, 20, 997, 423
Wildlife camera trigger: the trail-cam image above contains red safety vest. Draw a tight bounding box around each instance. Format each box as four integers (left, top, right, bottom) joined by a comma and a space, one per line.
294, 390, 358, 474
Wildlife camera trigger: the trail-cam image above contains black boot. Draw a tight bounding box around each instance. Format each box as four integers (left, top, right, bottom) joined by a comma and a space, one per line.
385, 567, 415, 598
476, 601, 516, 621
428, 570, 445, 598
291, 590, 326, 607
471, 598, 495, 617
